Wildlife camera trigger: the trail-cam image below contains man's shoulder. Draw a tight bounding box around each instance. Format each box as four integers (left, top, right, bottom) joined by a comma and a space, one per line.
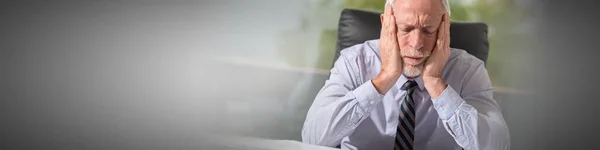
444, 48, 486, 82
447, 48, 485, 68
334, 39, 382, 80
337, 39, 381, 61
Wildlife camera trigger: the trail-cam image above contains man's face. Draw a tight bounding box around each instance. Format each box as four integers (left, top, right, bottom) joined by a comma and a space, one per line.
391, 0, 445, 77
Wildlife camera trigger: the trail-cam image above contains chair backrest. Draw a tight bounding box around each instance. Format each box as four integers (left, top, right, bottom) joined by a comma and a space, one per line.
335, 8, 490, 66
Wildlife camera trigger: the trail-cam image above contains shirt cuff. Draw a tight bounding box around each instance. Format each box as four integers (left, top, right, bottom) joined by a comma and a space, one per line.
353, 79, 385, 114
431, 85, 465, 120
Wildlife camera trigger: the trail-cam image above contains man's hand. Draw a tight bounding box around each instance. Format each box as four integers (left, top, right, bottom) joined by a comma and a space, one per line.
373, 4, 402, 95
423, 13, 451, 99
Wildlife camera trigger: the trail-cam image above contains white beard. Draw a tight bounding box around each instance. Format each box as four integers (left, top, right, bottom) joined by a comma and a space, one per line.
403, 64, 424, 77
401, 49, 430, 77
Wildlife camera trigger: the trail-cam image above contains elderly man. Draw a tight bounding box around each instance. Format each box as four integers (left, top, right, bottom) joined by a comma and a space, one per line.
301, 0, 510, 149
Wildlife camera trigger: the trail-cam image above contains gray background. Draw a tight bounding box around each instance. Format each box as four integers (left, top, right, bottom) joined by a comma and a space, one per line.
1, 0, 600, 149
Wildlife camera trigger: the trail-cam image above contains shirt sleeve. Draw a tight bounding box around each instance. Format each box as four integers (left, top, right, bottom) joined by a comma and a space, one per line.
301, 53, 384, 147
431, 62, 511, 150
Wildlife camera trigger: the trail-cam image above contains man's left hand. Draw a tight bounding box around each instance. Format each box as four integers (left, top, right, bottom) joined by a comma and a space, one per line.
423, 13, 451, 99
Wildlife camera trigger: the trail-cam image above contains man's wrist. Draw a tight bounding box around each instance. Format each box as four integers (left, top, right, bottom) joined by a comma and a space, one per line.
424, 77, 447, 99
372, 71, 401, 95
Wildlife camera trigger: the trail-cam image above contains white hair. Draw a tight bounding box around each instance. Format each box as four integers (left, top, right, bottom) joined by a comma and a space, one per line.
386, 0, 451, 16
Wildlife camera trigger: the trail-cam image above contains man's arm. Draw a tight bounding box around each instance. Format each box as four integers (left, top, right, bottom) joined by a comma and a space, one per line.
430, 62, 511, 150
302, 3, 402, 146
301, 53, 384, 146
422, 13, 510, 150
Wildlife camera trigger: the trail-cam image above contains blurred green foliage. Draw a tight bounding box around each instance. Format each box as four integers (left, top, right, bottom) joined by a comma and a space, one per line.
277, 0, 532, 87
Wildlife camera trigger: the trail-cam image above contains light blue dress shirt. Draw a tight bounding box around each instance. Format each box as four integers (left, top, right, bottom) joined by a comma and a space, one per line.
301, 39, 510, 150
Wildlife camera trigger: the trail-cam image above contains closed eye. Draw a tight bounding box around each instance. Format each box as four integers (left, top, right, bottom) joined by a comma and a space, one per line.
422, 28, 436, 36
399, 26, 415, 33
423, 30, 434, 36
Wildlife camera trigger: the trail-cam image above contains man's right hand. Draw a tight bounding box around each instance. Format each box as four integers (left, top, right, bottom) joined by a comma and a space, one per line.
373, 4, 403, 95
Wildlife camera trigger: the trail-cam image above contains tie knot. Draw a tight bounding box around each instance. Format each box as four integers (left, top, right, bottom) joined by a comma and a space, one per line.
401, 80, 418, 91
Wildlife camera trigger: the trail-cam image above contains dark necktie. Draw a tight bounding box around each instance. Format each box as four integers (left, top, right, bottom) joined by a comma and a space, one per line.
394, 80, 418, 150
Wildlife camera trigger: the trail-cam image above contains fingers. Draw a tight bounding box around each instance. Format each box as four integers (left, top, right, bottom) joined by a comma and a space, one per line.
437, 13, 446, 41
387, 4, 395, 31
382, 4, 392, 30
381, 4, 397, 40
444, 14, 449, 35
435, 13, 450, 49
444, 14, 450, 47
380, 3, 399, 54
388, 15, 397, 42
387, 12, 396, 36
384, 3, 393, 16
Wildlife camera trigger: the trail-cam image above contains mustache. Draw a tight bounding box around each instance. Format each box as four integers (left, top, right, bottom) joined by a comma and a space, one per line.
401, 49, 431, 57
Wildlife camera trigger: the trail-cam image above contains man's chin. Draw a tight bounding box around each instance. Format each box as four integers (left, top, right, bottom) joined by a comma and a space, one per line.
403, 65, 423, 78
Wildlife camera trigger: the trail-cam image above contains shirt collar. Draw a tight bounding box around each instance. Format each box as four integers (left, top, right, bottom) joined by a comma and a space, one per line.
395, 75, 425, 91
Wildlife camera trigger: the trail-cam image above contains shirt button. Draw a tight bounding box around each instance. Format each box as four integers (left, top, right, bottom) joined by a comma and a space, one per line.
369, 101, 375, 105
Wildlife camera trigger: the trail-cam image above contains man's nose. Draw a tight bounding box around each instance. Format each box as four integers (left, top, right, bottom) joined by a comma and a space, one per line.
408, 30, 424, 50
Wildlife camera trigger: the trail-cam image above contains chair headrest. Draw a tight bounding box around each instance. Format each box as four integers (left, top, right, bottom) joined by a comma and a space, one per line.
335, 8, 489, 64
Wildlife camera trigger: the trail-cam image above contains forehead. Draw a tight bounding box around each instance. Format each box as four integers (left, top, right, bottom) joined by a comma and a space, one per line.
392, 0, 444, 23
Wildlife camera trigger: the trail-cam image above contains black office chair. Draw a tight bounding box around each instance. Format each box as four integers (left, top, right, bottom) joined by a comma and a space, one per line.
329, 8, 489, 149
334, 8, 490, 66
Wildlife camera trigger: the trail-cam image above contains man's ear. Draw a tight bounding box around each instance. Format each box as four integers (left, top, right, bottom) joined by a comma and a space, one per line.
380, 14, 384, 24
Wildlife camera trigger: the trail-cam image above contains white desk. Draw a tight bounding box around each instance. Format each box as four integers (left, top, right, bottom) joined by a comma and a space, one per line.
211, 135, 339, 150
